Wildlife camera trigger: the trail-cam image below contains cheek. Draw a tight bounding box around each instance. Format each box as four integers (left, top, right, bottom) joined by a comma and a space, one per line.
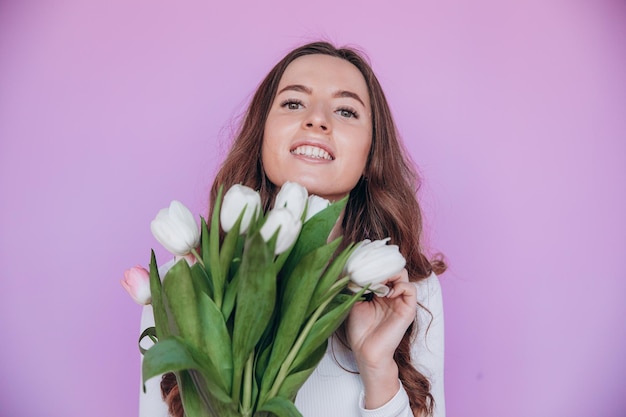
262, 124, 283, 157
262, 119, 278, 158
260, 134, 283, 186
343, 140, 371, 182
261, 132, 281, 159
260, 138, 274, 175
357, 136, 372, 175
357, 132, 372, 161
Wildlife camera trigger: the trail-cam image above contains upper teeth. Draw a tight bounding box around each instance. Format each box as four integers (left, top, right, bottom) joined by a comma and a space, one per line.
291, 145, 333, 160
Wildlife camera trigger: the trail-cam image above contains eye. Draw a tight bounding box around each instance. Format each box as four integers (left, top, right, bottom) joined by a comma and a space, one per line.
336, 107, 359, 119
280, 99, 304, 110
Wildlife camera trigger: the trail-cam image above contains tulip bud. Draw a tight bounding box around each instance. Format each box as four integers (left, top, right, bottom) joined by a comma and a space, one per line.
344, 238, 406, 296
220, 184, 262, 234
304, 195, 330, 222
150, 200, 200, 256
274, 181, 308, 220
121, 266, 152, 305
260, 207, 302, 255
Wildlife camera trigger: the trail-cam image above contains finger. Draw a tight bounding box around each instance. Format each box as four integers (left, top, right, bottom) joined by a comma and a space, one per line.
385, 281, 417, 301
372, 269, 409, 298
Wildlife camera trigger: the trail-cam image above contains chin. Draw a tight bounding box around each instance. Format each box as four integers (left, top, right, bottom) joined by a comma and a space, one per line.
275, 175, 318, 192
268, 173, 345, 201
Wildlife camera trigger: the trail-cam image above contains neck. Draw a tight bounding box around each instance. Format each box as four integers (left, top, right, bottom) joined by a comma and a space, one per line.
327, 209, 345, 243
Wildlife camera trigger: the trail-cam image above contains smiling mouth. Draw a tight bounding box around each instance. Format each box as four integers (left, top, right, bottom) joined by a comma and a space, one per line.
290, 145, 334, 160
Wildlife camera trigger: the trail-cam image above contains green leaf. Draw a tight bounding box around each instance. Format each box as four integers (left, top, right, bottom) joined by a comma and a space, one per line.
197, 292, 233, 393
276, 341, 327, 400
254, 338, 274, 386
260, 239, 341, 395
290, 288, 366, 373
200, 216, 212, 279
176, 370, 214, 417
162, 260, 202, 348
142, 338, 196, 386
220, 209, 243, 279
232, 232, 277, 366
281, 196, 347, 279
141, 337, 230, 402
231, 232, 277, 401
285, 337, 327, 375
221, 269, 240, 322
281, 238, 342, 317
190, 262, 213, 299
138, 326, 157, 355
148, 250, 170, 339
256, 396, 302, 417
177, 369, 241, 417
209, 186, 225, 308
305, 243, 355, 317
252, 301, 281, 383
227, 236, 245, 280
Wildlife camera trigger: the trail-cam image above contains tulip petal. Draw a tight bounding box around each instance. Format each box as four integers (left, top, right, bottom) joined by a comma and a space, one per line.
304, 195, 331, 222
344, 238, 406, 289
221, 184, 261, 234
260, 208, 302, 255
280, 195, 348, 279
274, 181, 308, 220
150, 201, 200, 256
121, 265, 151, 305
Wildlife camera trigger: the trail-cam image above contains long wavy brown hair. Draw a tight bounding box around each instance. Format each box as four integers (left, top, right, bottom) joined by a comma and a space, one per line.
161, 41, 445, 417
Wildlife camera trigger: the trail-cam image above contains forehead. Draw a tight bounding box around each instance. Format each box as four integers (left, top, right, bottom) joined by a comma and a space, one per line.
278, 54, 370, 104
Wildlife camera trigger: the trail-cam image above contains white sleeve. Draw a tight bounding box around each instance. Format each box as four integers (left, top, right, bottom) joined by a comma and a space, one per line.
413, 273, 446, 417
358, 384, 413, 417
138, 260, 177, 417
356, 273, 445, 417
138, 305, 170, 417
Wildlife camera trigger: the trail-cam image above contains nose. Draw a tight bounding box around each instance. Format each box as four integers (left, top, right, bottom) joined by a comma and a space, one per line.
304, 105, 331, 133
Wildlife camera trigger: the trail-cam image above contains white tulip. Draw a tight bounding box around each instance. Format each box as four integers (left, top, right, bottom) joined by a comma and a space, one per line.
220, 184, 262, 234
150, 200, 200, 256
304, 195, 330, 222
344, 238, 406, 296
274, 181, 308, 220
260, 207, 302, 255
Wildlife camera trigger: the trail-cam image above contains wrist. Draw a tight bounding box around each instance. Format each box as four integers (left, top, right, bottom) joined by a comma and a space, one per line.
357, 358, 400, 409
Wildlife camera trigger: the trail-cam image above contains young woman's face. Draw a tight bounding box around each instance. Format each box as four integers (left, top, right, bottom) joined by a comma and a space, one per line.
262, 54, 372, 202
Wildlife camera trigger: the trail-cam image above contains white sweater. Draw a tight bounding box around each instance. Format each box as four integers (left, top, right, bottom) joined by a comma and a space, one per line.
138, 273, 445, 417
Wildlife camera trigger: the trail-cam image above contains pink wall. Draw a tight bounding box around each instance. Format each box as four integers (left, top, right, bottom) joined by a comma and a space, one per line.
1, 1, 625, 416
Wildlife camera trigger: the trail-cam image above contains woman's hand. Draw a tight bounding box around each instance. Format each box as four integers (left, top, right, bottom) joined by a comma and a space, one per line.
346, 268, 417, 409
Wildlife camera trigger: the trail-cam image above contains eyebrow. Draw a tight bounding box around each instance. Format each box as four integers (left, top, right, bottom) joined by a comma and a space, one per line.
277, 84, 366, 107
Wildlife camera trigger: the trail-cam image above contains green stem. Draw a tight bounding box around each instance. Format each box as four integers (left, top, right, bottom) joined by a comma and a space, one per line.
214, 279, 223, 310
241, 352, 255, 416
231, 369, 241, 407
327, 276, 351, 294
190, 248, 205, 268
265, 277, 350, 400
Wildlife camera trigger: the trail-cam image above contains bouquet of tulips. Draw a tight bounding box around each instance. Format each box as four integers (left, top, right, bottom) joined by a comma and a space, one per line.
121, 181, 407, 417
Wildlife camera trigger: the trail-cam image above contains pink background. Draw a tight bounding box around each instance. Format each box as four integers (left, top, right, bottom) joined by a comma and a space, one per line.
1, 1, 625, 416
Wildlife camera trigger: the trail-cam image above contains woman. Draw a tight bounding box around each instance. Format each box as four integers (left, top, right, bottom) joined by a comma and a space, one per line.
140, 41, 446, 417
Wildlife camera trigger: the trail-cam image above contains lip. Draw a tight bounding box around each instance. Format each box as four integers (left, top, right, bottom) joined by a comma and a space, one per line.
289, 139, 335, 161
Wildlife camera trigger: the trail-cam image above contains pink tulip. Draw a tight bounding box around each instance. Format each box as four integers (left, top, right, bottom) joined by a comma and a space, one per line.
121, 265, 152, 305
